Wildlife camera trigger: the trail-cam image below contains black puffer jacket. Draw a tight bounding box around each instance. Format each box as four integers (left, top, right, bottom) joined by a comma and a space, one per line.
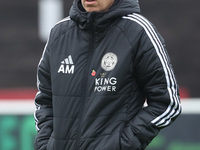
34, 0, 181, 149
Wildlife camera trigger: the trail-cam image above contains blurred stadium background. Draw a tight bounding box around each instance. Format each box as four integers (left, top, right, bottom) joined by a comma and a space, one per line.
0, 0, 199, 150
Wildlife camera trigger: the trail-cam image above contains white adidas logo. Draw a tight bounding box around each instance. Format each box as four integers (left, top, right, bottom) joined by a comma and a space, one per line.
58, 55, 75, 74
61, 55, 73, 65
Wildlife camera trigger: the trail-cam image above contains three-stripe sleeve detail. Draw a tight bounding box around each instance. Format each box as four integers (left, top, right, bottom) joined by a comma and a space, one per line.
34, 101, 40, 131
123, 13, 181, 127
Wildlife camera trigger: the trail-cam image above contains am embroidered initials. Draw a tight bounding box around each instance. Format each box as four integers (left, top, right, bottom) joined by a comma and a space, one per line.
58, 55, 75, 74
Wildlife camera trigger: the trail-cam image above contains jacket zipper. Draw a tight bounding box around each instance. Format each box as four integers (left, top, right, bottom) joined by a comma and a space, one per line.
76, 27, 95, 150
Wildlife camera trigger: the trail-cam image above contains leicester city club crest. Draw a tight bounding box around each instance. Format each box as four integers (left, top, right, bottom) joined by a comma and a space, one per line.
101, 52, 118, 71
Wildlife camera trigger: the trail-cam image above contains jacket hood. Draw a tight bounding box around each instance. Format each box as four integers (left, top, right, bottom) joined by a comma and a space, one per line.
69, 0, 140, 30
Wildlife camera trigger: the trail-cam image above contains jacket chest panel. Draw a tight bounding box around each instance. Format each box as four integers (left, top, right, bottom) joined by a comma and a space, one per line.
50, 34, 90, 96
50, 29, 137, 97
86, 31, 136, 95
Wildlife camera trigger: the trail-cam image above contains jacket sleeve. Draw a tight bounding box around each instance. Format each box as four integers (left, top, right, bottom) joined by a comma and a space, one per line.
34, 36, 53, 150
121, 17, 181, 149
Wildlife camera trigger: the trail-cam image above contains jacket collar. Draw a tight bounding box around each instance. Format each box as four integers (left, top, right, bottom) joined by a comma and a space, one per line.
69, 0, 141, 31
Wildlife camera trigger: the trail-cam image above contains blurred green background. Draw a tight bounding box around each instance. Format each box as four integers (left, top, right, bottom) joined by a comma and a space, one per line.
0, 114, 199, 150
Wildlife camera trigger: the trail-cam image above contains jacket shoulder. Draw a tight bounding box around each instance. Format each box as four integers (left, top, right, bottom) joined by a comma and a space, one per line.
117, 13, 164, 46
49, 16, 76, 42
121, 13, 152, 28
121, 13, 161, 38
117, 13, 144, 31
115, 13, 146, 47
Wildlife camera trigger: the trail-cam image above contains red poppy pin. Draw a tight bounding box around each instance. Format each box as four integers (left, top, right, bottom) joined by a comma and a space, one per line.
91, 70, 96, 76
